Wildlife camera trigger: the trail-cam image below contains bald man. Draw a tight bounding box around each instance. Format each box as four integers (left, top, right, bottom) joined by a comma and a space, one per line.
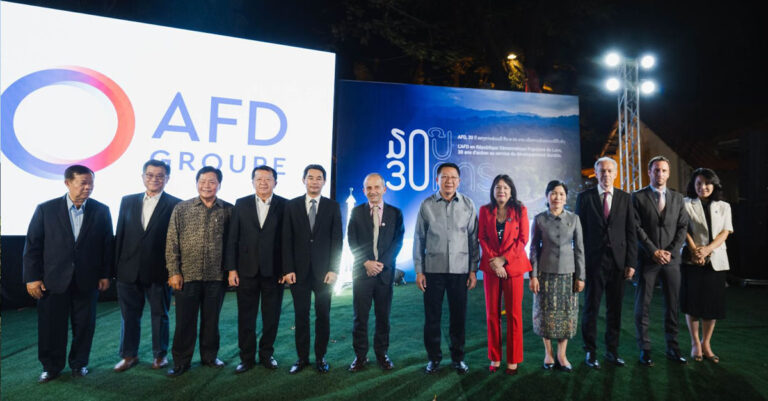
346, 174, 404, 372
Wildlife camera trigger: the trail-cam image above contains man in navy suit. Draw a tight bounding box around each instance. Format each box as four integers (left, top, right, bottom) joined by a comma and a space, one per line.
282, 164, 343, 374
113, 160, 181, 372
23, 164, 114, 383
346, 173, 404, 372
225, 165, 287, 373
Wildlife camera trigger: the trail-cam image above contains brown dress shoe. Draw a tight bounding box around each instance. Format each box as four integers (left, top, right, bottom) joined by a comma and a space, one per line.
114, 357, 139, 372
152, 357, 169, 369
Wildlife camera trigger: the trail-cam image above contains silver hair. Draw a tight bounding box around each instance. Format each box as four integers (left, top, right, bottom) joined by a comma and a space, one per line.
594, 156, 618, 171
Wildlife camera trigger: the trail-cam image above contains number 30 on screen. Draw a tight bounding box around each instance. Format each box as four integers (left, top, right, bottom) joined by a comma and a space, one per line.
385, 128, 431, 191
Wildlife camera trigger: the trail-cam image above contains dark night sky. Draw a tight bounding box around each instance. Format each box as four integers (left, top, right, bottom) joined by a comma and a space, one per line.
6, 0, 767, 168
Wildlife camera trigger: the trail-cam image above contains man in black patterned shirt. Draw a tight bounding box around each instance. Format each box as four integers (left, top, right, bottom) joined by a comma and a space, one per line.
165, 166, 232, 377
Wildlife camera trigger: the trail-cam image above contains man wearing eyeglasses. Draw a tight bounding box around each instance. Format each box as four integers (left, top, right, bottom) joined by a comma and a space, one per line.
413, 162, 480, 374
113, 160, 181, 372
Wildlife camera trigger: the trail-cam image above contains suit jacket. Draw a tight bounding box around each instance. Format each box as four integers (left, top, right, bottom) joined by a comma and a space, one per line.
632, 186, 689, 267
478, 204, 532, 277
683, 198, 733, 271
529, 209, 585, 280
23, 196, 114, 294
575, 187, 638, 270
282, 195, 343, 282
347, 202, 405, 283
114, 192, 181, 285
225, 194, 287, 278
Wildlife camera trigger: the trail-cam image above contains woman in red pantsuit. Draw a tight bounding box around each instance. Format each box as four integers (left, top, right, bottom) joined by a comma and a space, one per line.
479, 174, 532, 375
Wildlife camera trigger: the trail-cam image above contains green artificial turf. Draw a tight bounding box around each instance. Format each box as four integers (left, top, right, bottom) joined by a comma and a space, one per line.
1, 281, 767, 401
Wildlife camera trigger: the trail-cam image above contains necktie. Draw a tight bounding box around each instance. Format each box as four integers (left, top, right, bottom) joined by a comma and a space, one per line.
603, 192, 610, 220
372, 206, 380, 260
657, 191, 665, 213
309, 199, 317, 231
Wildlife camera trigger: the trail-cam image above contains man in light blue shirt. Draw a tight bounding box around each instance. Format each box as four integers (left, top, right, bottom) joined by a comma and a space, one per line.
23, 164, 114, 383
413, 162, 479, 374
66, 196, 86, 239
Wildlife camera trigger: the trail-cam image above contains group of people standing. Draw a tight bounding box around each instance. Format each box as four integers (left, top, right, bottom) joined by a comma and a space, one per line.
22, 155, 732, 384
479, 155, 733, 375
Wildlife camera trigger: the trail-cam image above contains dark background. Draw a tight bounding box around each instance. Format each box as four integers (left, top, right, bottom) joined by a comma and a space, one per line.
2, 0, 766, 308
6, 0, 766, 167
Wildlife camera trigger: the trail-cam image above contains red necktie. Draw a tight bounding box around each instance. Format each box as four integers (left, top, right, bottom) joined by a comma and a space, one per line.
603, 192, 610, 219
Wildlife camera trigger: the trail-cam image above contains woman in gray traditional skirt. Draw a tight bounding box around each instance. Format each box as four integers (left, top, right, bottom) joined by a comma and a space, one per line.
529, 180, 585, 372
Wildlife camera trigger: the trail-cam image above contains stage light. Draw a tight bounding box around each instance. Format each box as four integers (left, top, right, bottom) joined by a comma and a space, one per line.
640, 80, 656, 94
507, 53, 518, 60
605, 77, 621, 92
604, 52, 621, 67
640, 55, 655, 69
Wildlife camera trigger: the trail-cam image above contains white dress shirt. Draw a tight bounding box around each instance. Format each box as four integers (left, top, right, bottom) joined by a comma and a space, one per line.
142, 192, 162, 230
255, 194, 272, 228
305, 194, 321, 215
597, 185, 613, 214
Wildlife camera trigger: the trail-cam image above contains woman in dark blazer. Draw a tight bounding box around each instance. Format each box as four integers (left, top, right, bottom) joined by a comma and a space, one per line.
682, 168, 733, 363
529, 180, 585, 372
479, 174, 531, 375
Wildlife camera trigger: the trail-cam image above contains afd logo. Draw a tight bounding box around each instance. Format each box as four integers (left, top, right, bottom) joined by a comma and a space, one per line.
1, 67, 135, 179
1, 67, 289, 179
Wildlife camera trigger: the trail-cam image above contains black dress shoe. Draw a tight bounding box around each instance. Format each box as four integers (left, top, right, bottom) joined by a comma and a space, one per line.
451, 360, 469, 374
604, 351, 625, 367
425, 360, 440, 374
666, 349, 688, 365
316, 358, 330, 373
542, 362, 555, 370
202, 358, 225, 368
289, 359, 309, 374
235, 362, 254, 374
639, 350, 654, 367
348, 356, 368, 372
260, 356, 279, 370
377, 355, 394, 370
71, 367, 89, 377
584, 351, 601, 369
167, 364, 191, 377
38, 371, 60, 383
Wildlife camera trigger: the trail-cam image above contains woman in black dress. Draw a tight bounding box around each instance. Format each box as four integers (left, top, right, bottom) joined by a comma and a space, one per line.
682, 168, 733, 363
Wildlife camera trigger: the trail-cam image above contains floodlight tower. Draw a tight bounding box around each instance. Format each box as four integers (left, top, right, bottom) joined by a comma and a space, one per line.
604, 52, 657, 192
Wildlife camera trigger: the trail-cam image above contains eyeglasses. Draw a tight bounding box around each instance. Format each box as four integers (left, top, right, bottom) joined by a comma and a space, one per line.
440, 176, 459, 182
143, 173, 167, 181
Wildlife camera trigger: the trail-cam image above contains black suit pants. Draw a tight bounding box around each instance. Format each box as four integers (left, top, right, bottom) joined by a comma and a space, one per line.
423, 273, 468, 362
352, 274, 393, 358
290, 274, 332, 361
117, 280, 172, 359
37, 280, 99, 373
634, 263, 681, 351
236, 275, 284, 363
582, 252, 626, 353
171, 281, 225, 366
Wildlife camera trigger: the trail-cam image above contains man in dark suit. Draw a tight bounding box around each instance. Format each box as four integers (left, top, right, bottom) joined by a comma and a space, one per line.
225, 165, 287, 374
346, 173, 404, 372
113, 160, 181, 372
23, 164, 114, 383
282, 164, 343, 374
632, 155, 690, 366
576, 157, 637, 369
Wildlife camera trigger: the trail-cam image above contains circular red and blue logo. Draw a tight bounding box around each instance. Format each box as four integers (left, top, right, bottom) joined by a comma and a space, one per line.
1, 67, 135, 179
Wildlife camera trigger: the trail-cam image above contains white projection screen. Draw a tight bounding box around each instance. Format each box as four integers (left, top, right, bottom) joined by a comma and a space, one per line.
0, 2, 336, 235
